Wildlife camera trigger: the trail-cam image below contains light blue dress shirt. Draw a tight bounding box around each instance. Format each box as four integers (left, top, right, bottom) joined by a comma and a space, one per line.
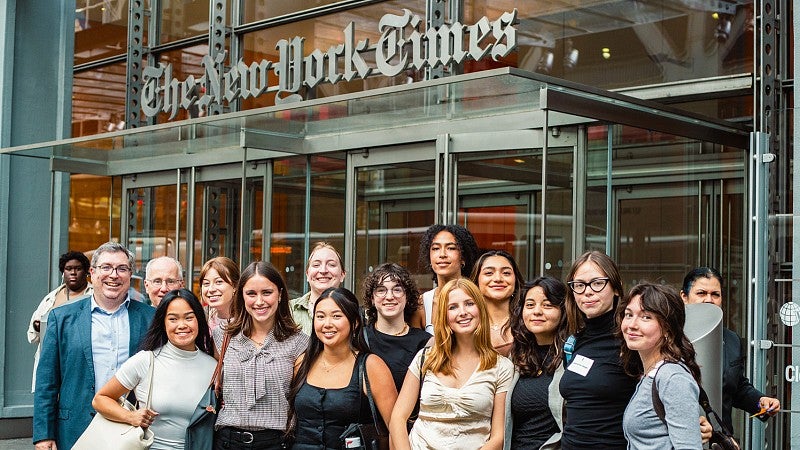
90, 296, 131, 391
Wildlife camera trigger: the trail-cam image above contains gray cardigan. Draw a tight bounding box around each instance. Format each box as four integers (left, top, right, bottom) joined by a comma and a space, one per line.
503, 364, 564, 450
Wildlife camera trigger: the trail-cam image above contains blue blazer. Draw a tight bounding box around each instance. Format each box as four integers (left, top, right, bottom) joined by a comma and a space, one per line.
32, 296, 155, 449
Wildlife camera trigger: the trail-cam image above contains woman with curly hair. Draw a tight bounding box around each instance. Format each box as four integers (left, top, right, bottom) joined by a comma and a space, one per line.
619, 282, 703, 449
417, 224, 480, 333
471, 250, 525, 356
390, 278, 513, 450
362, 263, 431, 392
504, 276, 568, 450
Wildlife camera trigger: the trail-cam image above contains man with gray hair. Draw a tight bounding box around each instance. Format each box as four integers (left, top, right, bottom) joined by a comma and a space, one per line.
143, 256, 184, 307
33, 242, 155, 450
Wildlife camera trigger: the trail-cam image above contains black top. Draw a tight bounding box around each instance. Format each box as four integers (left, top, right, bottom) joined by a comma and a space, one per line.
364, 325, 431, 392
292, 353, 373, 450
722, 327, 765, 431
558, 309, 637, 450
511, 345, 558, 450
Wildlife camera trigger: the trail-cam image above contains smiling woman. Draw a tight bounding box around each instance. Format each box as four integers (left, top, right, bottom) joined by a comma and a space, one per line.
213, 261, 308, 449
290, 242, 346, 335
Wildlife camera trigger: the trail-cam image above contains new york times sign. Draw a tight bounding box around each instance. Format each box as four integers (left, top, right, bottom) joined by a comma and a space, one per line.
141, 9, 518, 119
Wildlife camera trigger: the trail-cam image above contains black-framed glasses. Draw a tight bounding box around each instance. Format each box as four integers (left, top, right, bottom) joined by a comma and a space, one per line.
147, 278, 182, 288
93, 264, 132, 275
374, 286, 405, 298
567, 277, 610, 294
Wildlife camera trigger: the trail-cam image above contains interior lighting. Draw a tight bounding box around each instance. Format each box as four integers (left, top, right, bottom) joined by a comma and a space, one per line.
602, 47, 611, 60
564, 40, 579, 70
537, 51, 554, 73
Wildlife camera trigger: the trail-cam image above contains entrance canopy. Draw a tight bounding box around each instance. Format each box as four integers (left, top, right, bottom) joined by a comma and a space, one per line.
2, 68, 749, 175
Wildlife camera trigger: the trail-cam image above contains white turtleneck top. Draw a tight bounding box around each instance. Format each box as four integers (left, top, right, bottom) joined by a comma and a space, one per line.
115, 341, 217, 449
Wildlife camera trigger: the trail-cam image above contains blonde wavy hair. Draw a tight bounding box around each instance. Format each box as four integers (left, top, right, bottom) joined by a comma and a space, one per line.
423, 278, 497, 376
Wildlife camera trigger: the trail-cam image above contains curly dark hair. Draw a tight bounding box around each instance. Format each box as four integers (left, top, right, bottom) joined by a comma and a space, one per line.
616, 283, 702, 384
510, 277, 568, 377
362, 263, 421, 325
59, 251, 90, 273
417, 224, 480, 280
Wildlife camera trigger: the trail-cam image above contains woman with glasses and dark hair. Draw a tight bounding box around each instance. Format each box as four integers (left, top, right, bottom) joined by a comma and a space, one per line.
92, 289, 216, 449
558, 251, 638, 449
288, 287, 397, 450
471, 250, 525, 356
620, 283, 703, 449
504, 276, 568, 450
418, 224, 480, 333
680, 267, 780, 432
214, 261, 309, 449
362, 263, 431, 392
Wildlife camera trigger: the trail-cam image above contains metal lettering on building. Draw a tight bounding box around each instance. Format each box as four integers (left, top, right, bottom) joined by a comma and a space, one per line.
141, 9, 518, 119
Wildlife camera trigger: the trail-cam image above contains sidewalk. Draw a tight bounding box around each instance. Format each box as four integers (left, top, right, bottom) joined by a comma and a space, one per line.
0, 438, 28, 449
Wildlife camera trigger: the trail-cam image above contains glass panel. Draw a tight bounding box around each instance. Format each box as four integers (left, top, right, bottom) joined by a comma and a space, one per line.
456, 149, 549, 280
69, 174, 114, 251
464, 0, 754, 88
586, 124, 609, 252
160, 0, 210, 43
672, 95, 754, 123
244, 0, 346, 23
271, 156, 346, 299
356, 161, 436, 295
72, 63, 128, 137
75, 0, 129, 65
240, 0, 426, 110
544, 146, 574, 280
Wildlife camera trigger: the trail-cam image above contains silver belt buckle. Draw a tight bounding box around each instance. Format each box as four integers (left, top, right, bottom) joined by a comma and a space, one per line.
241, 431, 254, 444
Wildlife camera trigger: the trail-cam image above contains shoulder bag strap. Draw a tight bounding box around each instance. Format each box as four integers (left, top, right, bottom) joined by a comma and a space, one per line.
698, 384, 734, 435
213, 333, 232, 395
361, 353, 388, 436
651, 362, 667, 423
145, 351, 155, 409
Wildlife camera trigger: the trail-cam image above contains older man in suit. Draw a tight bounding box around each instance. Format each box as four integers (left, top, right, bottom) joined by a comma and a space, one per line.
33, 242, 155, 450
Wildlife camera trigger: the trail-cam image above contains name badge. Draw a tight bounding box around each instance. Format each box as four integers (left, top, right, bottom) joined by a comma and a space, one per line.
567, 354, 594, 377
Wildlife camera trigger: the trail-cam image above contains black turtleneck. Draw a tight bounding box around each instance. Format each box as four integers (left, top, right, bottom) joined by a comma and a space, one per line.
558, 308, 637, 450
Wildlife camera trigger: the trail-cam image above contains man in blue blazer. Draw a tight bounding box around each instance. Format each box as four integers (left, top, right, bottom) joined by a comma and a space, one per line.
33, 242, 155, 450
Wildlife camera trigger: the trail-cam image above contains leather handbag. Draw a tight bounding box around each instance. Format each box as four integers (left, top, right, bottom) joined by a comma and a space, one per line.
339, 354, 390, 450
72, 352, 156, 450
185, 333, 230, 450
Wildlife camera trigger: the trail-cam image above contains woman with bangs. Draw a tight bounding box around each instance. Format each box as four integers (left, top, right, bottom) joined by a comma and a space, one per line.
471, 250, 525, 356
199, 256, 239, 331
619, 283, 703, 449
390, 278, 513, 450
504, 276, 568, 450
362, 263, 432, 392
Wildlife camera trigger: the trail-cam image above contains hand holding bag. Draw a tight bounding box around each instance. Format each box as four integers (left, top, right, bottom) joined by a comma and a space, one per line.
72, 352, 156, 450
185, 333, 231, 450
339, 354, 390, 450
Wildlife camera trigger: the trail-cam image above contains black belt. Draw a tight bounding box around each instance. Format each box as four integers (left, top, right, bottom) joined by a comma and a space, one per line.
217, 427, 283, 444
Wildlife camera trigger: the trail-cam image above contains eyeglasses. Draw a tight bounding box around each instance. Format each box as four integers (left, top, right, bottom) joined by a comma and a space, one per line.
94, 264, 132, 275
567, 277, 610, 294
148, 278, 182, 288
374, 286, 405, 298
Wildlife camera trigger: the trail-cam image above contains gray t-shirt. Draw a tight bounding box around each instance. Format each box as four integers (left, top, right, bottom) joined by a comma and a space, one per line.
622, 361, 702, 450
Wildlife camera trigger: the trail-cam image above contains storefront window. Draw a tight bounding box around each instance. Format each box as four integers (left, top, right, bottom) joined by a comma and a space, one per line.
154, 44, 212, 123
243, 0, 345, 23
72, 63, 128, 137
463, 0, 754, 89
75, 0, 130, 65
69, 174, 115, 252
159, 0, 226, 43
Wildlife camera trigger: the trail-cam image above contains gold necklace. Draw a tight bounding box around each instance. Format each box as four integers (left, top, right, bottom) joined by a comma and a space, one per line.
249, 335, 265, 347
320, 355, 352, 372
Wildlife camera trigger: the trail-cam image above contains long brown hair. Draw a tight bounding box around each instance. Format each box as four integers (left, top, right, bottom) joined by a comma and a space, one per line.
423, 278, 497, 377
509, 277, 568, 376
564, 251, 624, 335
225, 261, 299, 341
616, 283, 702, 384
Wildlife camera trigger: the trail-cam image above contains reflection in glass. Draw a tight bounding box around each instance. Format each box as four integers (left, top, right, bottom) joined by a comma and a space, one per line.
73, 63, 128, 137
160, 0, 211, 43
463, 0, 754, 88
356, 162, 436, 294
154, 44, 212, 123
244, 0, 344, 23
75, 0, 130, 65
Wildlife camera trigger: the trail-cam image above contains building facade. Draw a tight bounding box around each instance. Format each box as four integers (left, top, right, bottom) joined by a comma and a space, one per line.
0, 0, 797, 446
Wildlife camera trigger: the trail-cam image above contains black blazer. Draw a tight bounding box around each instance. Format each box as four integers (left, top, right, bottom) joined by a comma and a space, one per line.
722, 327, 766, 431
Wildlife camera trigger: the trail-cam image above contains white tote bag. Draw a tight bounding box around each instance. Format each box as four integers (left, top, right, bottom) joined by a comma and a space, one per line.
72, 352, 155, 450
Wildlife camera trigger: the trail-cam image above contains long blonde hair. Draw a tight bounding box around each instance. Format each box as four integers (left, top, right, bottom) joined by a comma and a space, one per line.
423, 278, 497, 376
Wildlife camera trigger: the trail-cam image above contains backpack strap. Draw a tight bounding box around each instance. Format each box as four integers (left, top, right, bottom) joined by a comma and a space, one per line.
563, 335, 576, 365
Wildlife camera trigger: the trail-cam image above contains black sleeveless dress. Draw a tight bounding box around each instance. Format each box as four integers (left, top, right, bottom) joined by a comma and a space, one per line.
292, 352, 373, 450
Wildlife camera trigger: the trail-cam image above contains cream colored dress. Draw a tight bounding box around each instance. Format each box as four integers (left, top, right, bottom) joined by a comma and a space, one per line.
408, 349, 513, 449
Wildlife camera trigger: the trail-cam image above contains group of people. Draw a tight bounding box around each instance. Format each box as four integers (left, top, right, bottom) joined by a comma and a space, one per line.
28, 224, 780, 450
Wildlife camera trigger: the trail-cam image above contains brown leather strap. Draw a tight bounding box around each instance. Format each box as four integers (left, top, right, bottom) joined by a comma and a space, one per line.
212, 333, 231, 395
